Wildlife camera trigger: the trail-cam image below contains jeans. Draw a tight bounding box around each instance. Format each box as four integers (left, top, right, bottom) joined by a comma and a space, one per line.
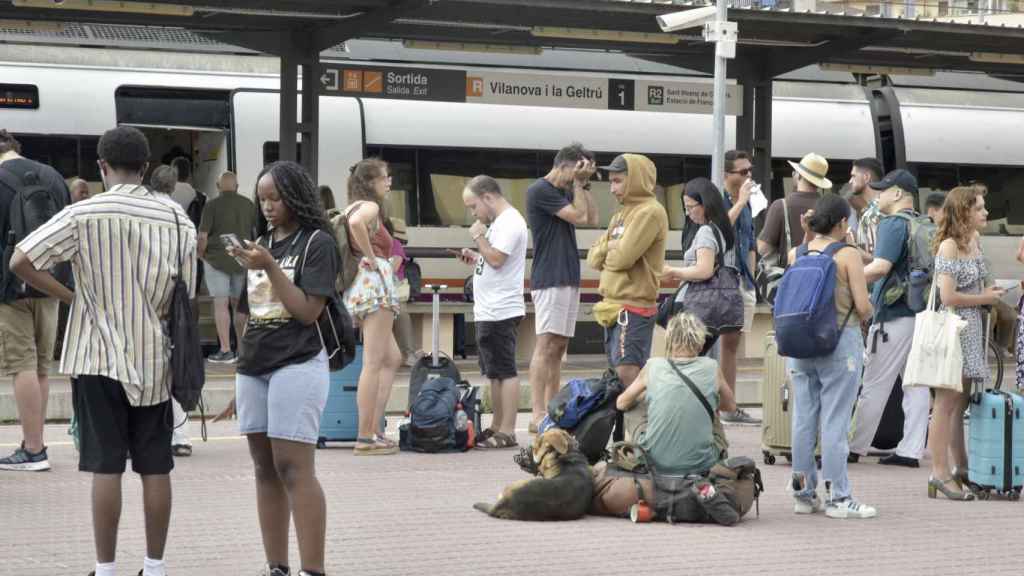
788, 328, 863, 501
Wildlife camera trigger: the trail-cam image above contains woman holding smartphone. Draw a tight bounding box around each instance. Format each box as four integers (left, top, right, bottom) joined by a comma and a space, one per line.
343, 159, 402, 456
228, 161, 336, 576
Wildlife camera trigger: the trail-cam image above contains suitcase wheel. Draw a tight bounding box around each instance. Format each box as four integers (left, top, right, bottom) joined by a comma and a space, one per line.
1010, 491, 1021, 502
316, 437, 327, 450
763, 451, 776, 466
974, 489, 991, 501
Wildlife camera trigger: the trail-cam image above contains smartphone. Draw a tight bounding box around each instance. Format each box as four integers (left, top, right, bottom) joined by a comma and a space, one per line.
220, 233, 244, 251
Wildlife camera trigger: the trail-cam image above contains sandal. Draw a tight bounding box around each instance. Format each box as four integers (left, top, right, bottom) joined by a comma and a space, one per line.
353, 437, 398, 456
476, 431, 519, 450
376, 434, 398, 448
476, 428, 497, 445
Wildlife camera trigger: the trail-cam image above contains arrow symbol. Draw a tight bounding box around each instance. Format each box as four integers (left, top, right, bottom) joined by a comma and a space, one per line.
321, 69, 339, 91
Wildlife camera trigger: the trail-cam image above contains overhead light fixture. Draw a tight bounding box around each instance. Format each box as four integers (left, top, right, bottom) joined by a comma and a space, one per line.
531, 26, 681, 45
822, 63, 935, 76
402, 40, 542, 55
0, 19, 66, 33
969, 52, 1024, 64
11, 0, 194, 17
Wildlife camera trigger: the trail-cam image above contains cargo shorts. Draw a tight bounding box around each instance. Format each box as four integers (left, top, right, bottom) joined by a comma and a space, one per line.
0, 298, 59, 376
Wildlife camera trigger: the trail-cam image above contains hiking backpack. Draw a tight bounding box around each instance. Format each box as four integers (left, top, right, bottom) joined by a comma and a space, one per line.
0, 164, 63, 300
883, 211, 937, 313
773, 242, 854, 359
547, 377, 608, 429
567, 370, 625, 464
402, 376, 479, 453
325, 206, 362, 293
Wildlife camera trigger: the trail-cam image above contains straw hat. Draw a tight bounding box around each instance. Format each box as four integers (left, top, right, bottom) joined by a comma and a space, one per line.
788, 153, 833, 190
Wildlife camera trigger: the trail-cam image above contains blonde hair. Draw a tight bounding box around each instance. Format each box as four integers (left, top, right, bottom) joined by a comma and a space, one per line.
665, 312, 708, 357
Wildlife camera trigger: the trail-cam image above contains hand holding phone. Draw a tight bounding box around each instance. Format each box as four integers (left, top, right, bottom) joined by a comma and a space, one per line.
221, 233, 244, 251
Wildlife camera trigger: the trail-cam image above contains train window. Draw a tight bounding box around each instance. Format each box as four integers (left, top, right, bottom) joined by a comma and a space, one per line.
12, 134, 101, 182
261, 141, 303, 166
371, 145, 694, 230
915, 163, 1024, 234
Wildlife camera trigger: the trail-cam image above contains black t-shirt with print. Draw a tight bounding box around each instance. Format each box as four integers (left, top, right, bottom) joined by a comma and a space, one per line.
237, 227, 338, 376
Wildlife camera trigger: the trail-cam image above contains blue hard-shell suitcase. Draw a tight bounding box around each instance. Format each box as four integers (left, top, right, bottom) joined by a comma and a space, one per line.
968, 388, 1024, 495
317, 346, 382, 446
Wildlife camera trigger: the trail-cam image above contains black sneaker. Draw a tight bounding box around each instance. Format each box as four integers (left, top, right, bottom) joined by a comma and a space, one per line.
261, 565, 290, 576
208, 350, 237, 364
0, 444, 50, 471
878, 454, 919, 468
847, 453, 861, 464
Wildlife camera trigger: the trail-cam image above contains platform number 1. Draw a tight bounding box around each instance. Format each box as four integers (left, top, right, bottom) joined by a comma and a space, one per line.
608, 78, 635, 110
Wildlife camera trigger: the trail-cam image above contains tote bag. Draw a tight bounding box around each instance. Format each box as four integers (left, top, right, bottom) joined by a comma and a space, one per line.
903, 277, 967, 391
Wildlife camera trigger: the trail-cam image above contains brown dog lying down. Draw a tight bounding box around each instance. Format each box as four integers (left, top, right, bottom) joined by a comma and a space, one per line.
474, 429, 593, 521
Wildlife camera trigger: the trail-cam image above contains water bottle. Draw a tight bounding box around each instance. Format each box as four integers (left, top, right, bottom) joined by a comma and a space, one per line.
907, 269, 929, 312
454, 403, 468, 432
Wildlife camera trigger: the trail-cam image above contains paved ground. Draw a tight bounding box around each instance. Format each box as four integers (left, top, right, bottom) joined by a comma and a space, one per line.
1, 409, 1021, 576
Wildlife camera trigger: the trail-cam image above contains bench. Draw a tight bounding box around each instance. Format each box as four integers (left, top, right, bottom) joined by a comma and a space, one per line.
403, 301, 596, 362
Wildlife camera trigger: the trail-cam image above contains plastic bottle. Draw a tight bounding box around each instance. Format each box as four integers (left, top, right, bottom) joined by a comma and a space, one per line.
454, 403, 468, 432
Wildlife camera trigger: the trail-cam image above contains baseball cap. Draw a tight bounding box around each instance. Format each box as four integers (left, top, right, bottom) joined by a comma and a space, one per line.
599, 155, 628, 173
869, 169, 918, 195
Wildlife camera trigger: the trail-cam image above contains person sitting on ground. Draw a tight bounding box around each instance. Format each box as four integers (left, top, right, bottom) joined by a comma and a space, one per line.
617, 312, 727, 475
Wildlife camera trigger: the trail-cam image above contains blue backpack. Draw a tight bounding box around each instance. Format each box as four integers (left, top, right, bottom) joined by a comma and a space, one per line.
547, 377, 608, 429
773, 242, 855, 359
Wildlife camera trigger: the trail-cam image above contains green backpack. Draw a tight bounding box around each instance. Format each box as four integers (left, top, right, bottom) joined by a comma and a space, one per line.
882, 211, 936, 313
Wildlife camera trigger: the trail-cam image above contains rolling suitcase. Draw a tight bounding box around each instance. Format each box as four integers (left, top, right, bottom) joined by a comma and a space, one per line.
317, 345, 363, 446
761, 331, 793, 465
967, 383, 1023, 500
408, 284, 463, 407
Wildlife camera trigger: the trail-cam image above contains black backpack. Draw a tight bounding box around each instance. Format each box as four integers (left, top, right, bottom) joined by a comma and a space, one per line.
569, 370, 625, 464
185, 191, 206, 228
167, 209, 205, 412
0, 164, 61, 300
405, 258, 422, 301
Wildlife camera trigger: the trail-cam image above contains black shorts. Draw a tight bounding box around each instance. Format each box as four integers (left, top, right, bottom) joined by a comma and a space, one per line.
72, 375, 174, 476
476, 317, 522, 380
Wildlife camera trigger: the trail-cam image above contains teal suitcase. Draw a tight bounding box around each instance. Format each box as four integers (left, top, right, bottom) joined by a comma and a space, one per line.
968, 388, 1023, 499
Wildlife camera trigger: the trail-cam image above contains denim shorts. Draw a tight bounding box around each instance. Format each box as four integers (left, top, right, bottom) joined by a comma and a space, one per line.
605, 309, 655, 368
236, 350, 329, 444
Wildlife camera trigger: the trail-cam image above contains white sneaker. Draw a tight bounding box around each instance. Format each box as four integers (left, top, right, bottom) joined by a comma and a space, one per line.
826, 498, 877, 519
794, 494, 823, 514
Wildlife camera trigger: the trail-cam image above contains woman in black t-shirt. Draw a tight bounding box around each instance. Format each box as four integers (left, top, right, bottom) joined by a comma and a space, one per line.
229, 161, 336, 576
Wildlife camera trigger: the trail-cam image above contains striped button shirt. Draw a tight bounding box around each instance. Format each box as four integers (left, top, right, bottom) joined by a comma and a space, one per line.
18, 184, 197, 406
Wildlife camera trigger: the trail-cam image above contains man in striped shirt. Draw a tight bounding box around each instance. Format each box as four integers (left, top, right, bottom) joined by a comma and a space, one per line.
10, 126, 196, 576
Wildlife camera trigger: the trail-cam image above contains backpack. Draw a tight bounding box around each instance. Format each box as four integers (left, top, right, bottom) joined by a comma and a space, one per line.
298, 230, 358, 372
0, 164, 61, 300
167, 209, 205, 412
883, 211, 936, 313
773, 242, 854, 359
568, 370, 625, 464
548, 377, 608, 429
405, 258, 422, 301
185, 192, 206, 228
325, 205, 361, 292
402, 377, 480, 453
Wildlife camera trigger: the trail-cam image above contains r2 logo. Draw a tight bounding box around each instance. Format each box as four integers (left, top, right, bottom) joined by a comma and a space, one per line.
648, 86, 665, 106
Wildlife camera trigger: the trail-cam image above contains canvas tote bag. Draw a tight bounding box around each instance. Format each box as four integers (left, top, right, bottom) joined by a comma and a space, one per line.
903, 277, 967, 391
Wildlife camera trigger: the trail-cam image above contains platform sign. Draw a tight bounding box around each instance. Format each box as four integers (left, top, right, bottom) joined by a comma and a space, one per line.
635, 80, 743, 115
319, 65, 465, 102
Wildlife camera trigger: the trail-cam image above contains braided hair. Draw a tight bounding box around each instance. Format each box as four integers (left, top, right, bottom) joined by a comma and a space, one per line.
665, 312, 708, 357
254, 161, 328, 237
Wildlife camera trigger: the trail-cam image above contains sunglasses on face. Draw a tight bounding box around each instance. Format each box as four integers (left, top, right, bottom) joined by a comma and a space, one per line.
728, 168, 753, 176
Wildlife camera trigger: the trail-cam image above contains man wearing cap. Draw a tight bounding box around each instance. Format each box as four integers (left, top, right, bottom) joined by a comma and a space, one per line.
849, 169, 930, 467
757, 153, 832, 260
588, 154, 668, 390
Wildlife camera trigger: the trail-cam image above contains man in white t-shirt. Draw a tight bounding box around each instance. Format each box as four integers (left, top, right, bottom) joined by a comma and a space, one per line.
458, 175, 528, 449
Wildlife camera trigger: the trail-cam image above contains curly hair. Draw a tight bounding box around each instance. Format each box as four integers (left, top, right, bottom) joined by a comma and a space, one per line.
255, 161, 328, 236
933, 186, 981, 253
666, 312, 708, 357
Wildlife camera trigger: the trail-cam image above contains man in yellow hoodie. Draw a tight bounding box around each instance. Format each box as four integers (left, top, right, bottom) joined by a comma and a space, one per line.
588, 154, 669, 387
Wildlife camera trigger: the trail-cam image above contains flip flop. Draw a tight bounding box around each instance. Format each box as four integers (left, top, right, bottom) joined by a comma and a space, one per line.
476, 428, 497, 445
476, 432, 519, 450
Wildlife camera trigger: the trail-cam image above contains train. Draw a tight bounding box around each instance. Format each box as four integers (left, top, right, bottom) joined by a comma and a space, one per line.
2, 38, 1023, 303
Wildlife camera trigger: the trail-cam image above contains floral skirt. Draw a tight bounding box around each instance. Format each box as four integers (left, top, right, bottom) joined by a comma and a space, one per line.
344, 258, 400, 320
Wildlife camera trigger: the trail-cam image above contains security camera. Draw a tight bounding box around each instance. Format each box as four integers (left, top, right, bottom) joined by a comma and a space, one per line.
656, 6, 718, 32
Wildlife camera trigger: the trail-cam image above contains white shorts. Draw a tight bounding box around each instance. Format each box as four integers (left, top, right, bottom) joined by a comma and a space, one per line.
742, 287, 756, 332
204, 264, 245, 299
531, 286, 580, 338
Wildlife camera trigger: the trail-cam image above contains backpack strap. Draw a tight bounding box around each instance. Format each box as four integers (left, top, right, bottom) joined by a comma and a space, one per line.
781, 199, 791, 261
666, 360, 715, 424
